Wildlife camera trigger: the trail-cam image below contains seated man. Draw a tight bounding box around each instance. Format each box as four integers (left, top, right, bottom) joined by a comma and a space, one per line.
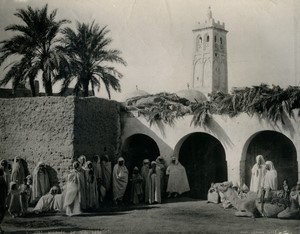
207, 183, 220, 204
33, 186, 60, 214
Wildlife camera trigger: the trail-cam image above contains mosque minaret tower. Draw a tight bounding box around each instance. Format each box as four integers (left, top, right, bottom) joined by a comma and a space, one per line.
192, 6, 228, 96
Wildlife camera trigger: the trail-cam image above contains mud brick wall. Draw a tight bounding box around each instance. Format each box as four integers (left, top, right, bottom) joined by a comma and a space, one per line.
0, 97, 75, 186
73, 97, 121, 164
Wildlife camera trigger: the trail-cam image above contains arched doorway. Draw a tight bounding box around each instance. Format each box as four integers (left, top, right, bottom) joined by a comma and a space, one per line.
122, 134, 160, 175
177, 133, 227, 199
121, 134, 160, 202
243, 131, 298, 189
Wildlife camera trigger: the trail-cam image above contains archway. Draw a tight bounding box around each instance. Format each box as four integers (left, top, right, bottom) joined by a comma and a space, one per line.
122, 134, 160, 174
243, 131, 298, 189
177, 132, 227, 199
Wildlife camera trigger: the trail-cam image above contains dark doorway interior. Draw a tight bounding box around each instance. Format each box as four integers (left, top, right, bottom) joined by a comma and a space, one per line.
245, 131, 298, 189
122, 134, 160, 174
179, 133, 227, 199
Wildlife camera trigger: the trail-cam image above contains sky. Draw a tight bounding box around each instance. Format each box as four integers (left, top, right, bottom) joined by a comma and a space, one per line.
0, 0, 298, 101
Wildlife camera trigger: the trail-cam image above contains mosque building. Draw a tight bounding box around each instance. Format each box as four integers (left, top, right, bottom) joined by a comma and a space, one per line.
121, 7, 300, 199
0, 7, 299, 200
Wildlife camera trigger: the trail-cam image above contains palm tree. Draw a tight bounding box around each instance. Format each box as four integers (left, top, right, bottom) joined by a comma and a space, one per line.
0, 5, 69, 96
57, 22, 126, 98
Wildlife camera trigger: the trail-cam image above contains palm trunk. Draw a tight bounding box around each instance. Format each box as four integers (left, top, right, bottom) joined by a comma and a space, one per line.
43, 72, 53, 96
83, 81, 89, 97
91, 82, 95, 96
29, 77, 36, 97
45, 80, 53, 96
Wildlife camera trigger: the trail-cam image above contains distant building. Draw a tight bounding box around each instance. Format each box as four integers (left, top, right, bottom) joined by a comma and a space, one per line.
0, 81, 39, 98
0, 80, 93, 98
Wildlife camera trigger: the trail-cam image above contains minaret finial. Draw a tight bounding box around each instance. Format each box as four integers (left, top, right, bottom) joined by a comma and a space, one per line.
207, 6, 212, 20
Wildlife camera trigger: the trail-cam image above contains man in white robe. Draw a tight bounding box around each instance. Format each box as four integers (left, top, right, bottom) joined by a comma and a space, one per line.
64, 161, 83, 216
141, 159, 150, 203
11, 156, 26, 186
166, 157, 190, 198
263, 161, 278, 200
32, 162, 51, 203
78, 155, 87, 169
263, 161, 278, 191
156, 156, 167, 198
148, 161, 161, 204
33, 186, 59, 214
250, 155, 266, 194
112, 157, 128, 205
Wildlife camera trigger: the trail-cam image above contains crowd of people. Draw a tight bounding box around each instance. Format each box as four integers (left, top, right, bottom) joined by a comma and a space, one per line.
208, 154, 300, 217
0, 154, 190, 229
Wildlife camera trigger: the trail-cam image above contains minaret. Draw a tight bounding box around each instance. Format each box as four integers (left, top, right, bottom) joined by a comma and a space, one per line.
192, 7, 228, 96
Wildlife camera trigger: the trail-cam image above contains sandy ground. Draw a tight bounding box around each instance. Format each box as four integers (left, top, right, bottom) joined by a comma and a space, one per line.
2, 197, 300, 234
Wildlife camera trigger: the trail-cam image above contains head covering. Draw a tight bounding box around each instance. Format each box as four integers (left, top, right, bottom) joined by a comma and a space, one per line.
133, 166, 139, 171
265, 161, 275, 170
156, 156, 164, 161
242, 184, 249, 192
143, 159, 150, 165
171, 156, 179, 165
10, 181, 17, 190
232, 182, 239, 188
256, 155, 265, 165
86, 161, 93, 169
50, 185, 59, 194
78, 155, 87, 166
0, 159, 8, 168
37, 162, 45, 167
102, 154, 109, 162
73, 161, 81, 170
93, 155, 100, 163
118, 157, 125, 163
151, 161, 156, 166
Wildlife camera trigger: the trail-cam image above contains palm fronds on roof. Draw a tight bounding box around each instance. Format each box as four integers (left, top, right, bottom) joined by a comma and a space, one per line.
125, 84, 300, 127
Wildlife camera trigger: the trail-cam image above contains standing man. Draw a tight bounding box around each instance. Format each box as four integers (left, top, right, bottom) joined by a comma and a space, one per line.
112, 157, 128, 205
0, 168, 8, 232
148, 161, 161, 204
166, 157, 190, 198
32, 162, 51, 203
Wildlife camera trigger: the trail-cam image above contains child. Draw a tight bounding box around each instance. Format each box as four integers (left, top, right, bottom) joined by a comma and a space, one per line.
131, 167, 143, 205
282, 179, 290, 207
8, 182, 21, 218
19, 177, 31, 216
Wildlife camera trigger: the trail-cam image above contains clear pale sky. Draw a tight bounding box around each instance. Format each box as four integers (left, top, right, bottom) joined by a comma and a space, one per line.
0, 0, 297, 101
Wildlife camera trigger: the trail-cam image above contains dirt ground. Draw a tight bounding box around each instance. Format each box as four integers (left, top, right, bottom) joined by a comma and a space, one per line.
2, 197, 300, 234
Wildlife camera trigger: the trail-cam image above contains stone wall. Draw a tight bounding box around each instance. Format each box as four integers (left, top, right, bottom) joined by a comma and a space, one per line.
73, 97, 121, 164
0, 97, 75, 186
0, 96, 122, 187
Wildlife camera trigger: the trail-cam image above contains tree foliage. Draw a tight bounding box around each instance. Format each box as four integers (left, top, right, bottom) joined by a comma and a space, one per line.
56, 21, 126, 97
0, 4, 69, 96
